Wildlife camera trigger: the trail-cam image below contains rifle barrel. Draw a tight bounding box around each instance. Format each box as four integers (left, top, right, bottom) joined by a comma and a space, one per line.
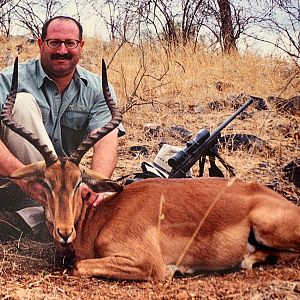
168, 98, 254, 178
211, 98, 253, 136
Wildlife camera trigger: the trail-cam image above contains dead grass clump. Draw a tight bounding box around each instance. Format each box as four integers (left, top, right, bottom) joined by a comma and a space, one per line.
0, 36, 299, 299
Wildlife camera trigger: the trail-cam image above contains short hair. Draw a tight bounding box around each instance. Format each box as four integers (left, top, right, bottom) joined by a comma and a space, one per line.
41, 16, 83, 40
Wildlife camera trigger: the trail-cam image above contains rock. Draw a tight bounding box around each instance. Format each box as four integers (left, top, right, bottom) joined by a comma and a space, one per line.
168, 125, 193, 142
143, 123, 161, 137
207, 100, 224, 111
282, 159, 300, 187
289, 95, 300, 112
227, 93, 268, 111
217, 134, 272, 153
214, 81, 234, 91
250, 95, 269, 110
129, 145, 149, 157
267, 95, 300, 115
187, 104, 204, 114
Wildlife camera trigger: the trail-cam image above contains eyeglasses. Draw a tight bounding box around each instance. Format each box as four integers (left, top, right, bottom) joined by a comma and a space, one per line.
44, 39, 81, 49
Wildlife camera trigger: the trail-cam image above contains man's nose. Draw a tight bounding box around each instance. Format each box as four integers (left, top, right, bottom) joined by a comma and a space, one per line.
56, 43, 68, 54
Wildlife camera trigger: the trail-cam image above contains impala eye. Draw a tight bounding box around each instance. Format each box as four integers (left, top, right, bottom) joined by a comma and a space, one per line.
39, 180, 51, 191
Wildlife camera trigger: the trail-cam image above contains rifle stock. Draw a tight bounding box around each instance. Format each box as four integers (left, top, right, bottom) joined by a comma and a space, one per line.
168, 98, 254, 178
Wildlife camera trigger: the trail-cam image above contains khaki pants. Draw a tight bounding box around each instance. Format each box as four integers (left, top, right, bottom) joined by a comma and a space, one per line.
0, 92, 56, 236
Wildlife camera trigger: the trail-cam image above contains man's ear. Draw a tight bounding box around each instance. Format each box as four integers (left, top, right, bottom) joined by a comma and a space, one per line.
37, 38, 43, 49
80, 40, 84, 49
80, 167, 123, 193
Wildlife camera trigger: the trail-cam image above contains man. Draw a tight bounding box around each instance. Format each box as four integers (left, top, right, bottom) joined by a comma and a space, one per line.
0, 16, 125, 241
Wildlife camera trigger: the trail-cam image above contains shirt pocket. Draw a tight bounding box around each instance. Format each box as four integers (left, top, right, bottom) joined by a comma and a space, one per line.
60, 109, 90, 131
60, 109, 90, 156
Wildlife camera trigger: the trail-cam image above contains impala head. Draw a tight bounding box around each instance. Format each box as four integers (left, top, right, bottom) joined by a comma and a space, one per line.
1, 57, 123, 244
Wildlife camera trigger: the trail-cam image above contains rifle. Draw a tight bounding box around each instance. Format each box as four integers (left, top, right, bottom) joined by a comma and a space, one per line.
168, 98, 253, 178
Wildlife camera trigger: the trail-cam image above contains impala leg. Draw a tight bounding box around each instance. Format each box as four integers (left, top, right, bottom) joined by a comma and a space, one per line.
72, 256, 165, 280
243, 202, 300, 269
250, 203, 300, 251
241, 250, 300, 269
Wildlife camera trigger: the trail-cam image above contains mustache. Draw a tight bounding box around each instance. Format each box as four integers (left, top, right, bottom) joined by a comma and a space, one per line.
51, 53, 73, 60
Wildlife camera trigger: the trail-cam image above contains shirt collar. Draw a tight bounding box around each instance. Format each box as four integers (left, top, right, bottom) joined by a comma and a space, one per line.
75, 66, 88, 86
36, 60, 48, 88
36, 59, 88, 88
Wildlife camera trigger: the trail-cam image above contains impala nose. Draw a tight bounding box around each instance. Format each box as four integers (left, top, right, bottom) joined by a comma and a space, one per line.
57, 227, 74, 243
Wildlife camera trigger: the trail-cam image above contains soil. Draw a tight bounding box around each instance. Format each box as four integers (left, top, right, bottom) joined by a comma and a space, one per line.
0, 237, 299, 299
0, 87, 299, 299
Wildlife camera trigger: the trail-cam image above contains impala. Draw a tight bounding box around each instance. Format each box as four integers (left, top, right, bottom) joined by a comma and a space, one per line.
2, 58, 300, 281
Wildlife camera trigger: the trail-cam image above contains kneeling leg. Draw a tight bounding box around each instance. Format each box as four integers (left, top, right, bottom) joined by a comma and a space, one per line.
72, 256, 165, 280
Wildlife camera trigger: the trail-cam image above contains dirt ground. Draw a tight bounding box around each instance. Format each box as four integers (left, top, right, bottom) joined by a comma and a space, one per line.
0, 237, 299, 299
0, 45, 300, 298
1, 102, 299, 299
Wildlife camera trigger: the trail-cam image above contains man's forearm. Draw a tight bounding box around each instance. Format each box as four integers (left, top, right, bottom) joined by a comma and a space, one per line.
91, 128, 118, 178
0, 139, 24, 176
0, 139, 54, 203
0, 139, 28, 193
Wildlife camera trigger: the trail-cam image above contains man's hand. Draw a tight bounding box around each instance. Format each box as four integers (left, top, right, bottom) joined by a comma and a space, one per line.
80, 183, 105, 207
17, 179, 48, 205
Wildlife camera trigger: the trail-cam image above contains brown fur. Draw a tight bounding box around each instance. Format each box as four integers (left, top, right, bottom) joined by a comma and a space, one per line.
11, 163, 300, 281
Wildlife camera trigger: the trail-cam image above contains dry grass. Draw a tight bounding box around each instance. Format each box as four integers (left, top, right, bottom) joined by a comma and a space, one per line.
0, 37, 299, 299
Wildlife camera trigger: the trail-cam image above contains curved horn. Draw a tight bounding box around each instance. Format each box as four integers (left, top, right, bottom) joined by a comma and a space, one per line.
68, 59, 122, 165
1, 57, 58, 166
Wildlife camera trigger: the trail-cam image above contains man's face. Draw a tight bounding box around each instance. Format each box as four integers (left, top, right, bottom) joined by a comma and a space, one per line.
38, 19, 84, 79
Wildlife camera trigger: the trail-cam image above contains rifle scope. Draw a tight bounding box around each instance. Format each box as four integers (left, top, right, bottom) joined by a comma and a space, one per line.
168, 128, 210, 168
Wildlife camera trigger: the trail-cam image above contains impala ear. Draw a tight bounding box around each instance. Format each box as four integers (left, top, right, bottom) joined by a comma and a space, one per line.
9, 161, 46, 180
81, 167, 123, 193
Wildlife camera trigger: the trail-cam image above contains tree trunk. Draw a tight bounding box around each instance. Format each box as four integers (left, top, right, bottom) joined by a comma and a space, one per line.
217, 0, 238, 54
